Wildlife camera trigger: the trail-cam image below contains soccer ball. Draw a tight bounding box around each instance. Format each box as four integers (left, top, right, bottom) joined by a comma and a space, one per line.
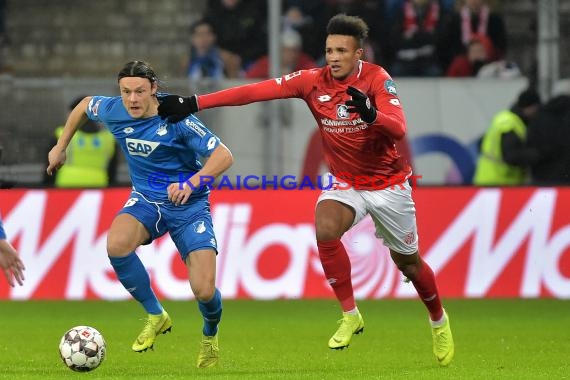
58, 326, 106, 372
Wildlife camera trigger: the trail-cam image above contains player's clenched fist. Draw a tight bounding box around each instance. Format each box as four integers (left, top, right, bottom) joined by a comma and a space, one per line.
346, 86, 377, 123
158, 95, 199, 123
46, 146, 67, 176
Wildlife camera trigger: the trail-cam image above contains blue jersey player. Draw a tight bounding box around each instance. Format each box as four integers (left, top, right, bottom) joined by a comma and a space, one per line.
47, 60, 233, 369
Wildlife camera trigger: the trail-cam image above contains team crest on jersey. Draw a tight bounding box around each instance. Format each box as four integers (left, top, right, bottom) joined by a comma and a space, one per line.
123, 127, 134, 134
193, 221, 206, 234
336, 104, 350, 119
126, 138, 160, 157
384, 79, 397, 95
156, 123, 168, 136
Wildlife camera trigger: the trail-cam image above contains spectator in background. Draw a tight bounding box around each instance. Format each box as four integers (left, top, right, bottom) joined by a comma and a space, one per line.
527, 87, 570, 185
282, 1, 323, 62
437, 0, 507, 72
182, 18, 225, 82
473, 88, 542, 186
43, 96, 118, 188
447, 34, 521, 79
245, 29, 317, 79
446, 34, 492, 77
204, 0, 267, 78
388, 0, 444, 77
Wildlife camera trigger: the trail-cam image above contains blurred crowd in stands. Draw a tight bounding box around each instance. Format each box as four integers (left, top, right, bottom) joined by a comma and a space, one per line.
181, 0, 521, 81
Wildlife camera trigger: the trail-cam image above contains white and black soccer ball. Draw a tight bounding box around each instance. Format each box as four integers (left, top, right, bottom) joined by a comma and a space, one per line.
58, 326, 106, 372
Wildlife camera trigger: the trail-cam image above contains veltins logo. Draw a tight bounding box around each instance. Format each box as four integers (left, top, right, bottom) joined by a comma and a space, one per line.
126, 138, 160, 157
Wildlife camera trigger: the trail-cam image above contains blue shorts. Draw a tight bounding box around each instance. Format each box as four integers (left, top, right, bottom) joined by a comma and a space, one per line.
118, 190, 217, 261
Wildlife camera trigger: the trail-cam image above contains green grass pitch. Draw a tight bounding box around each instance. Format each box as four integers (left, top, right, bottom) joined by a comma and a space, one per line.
0, 299, 568, 379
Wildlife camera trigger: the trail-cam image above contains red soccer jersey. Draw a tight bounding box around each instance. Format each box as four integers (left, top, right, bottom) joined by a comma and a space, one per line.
198, 61, 412, 189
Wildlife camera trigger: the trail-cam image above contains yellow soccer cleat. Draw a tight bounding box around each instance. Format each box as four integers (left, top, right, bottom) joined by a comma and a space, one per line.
431, 310, 454, 366
328, 311, 365, 349
197, 334, 219, 368
132, 310, 173, 352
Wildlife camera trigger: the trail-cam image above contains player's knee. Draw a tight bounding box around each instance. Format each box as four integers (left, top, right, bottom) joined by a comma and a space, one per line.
397, 262, 420, 281
315, 220, 343, 241
106, 234, 135, 257
193, 283, 215, 302
391, 250, 420, 280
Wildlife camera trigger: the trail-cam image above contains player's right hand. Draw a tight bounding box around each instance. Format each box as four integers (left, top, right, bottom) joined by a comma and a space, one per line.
158, 94, 199, 123
46, 146, 67, 176
0, 241, 25, 287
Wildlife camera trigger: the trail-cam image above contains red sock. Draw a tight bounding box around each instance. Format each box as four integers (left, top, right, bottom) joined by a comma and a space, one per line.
317, 239, 355, 312
411, 258, 444, 321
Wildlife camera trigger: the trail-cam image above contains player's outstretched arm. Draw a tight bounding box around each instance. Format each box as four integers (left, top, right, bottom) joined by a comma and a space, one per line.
46, 96, 93, 176
159, 75, 303, 123
0, 239, 25, 287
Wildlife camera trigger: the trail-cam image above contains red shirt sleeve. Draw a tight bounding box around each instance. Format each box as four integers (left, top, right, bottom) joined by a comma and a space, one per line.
367, 75, 406, 140
197, 70, 315, 109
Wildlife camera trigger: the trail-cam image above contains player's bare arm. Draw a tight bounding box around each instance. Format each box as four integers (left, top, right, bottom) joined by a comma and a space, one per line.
46, 96, 93, 175
167, 143, 234, 206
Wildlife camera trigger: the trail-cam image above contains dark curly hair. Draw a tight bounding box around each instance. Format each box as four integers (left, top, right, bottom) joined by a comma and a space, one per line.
326, 14, 369, 48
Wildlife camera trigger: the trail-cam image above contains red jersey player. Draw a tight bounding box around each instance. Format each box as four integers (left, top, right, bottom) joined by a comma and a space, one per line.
159, 14, 454, 366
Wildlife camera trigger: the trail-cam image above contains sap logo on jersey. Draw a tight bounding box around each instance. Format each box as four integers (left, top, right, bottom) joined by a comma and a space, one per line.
126, 138, 160, 157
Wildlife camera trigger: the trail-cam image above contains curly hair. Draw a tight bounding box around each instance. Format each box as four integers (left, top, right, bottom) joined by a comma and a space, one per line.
326, 14, 369, 48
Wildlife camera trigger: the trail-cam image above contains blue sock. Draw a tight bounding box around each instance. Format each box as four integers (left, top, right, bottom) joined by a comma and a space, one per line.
198, 288, 222, 336
109, 252, 162, 315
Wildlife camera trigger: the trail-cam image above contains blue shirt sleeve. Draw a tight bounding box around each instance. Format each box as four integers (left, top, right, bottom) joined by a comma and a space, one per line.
178, 116, 221, 158
86, 96, 125, 123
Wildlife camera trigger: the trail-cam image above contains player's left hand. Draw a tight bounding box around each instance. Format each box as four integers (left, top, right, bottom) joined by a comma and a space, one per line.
346, 86, 377, 123
167, 181, 194, 206
158, 95, 199, 123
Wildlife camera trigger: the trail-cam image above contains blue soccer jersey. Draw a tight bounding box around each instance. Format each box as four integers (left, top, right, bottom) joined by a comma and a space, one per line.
86, 96, 220, 202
